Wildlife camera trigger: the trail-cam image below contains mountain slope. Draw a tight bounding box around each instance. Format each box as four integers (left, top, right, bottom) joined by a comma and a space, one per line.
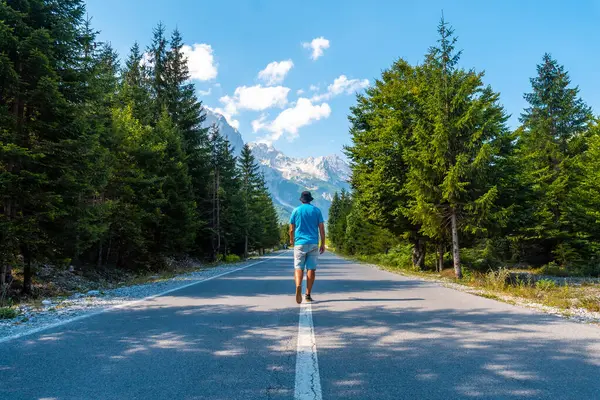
204, 109, 245, 157
202, 110, 350, 221
249, 143, 350, 221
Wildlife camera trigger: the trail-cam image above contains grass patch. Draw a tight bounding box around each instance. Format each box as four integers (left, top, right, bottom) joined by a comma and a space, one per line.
0, 307, 18, 319
478, 293, 501, 301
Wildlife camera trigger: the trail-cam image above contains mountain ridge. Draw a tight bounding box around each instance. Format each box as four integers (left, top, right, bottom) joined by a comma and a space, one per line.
203, 109, 350, 221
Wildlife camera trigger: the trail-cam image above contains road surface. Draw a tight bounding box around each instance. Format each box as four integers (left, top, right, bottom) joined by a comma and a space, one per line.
1, 251, 600, 399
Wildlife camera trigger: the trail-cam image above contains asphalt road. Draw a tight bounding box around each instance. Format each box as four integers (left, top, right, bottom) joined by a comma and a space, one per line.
2, 251, 600, 399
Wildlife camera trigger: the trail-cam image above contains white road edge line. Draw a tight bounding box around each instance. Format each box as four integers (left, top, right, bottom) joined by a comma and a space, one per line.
294, 280, 323, 400
0, 251, 290, 344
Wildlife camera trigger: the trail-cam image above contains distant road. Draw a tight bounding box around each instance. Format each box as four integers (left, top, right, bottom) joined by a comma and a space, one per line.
1, 252, 599, 399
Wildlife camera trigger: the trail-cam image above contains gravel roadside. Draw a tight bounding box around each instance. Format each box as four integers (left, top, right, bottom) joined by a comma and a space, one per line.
0, 252, 284, 341
358, 260, 600, 326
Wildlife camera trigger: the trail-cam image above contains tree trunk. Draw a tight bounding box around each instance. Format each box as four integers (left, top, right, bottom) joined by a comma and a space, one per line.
22, 246, 32, 295
451, 210, 462, 279
437, 243, 444, 272
106, 237, 112, 264
0, 261, 6, 287
97, 241, 103, 268
244, 235, 248, 259
412, 238, 426, 270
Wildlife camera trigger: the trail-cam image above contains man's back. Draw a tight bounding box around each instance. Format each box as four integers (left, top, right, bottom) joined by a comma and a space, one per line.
290, 203, 324, 245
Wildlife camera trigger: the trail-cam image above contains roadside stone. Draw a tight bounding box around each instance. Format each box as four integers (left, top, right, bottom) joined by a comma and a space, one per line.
86, 290, 101, 297
41, 300, 52, 306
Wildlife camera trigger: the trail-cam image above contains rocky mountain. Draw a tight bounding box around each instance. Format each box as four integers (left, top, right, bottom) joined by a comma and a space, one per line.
203, 110, 351, 222
204, 109, 245, 157
248, 143, 351, 221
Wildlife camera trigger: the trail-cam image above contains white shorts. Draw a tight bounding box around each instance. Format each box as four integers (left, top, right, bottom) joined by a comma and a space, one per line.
294, 244, 319, 271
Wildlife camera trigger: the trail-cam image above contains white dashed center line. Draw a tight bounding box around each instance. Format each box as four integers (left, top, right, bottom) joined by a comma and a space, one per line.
294, 281, 323, 400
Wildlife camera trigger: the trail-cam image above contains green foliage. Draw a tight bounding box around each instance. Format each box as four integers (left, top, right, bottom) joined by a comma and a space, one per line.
345, 18, 511, 276
514, 54, 594, 265
0, 307, 18, 320
343, 17, 599, 277
225, 254, 241, 263
237, 145, 280, 256
0, 8, 282, 294
536, 279, 557, 291
279, 223, 291, 245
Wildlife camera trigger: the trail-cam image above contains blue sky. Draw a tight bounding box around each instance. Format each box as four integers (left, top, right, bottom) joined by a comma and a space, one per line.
86, 0, 600, 158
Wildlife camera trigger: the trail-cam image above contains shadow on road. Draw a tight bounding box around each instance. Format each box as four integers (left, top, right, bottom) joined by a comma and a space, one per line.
1, 254, 599, 400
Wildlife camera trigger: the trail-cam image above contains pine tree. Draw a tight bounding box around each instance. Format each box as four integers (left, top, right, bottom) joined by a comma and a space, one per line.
572, 122, 600, 260
105, 106, 160, 266
404, 18, 509, 277
164, 29, 207, 151
516, 54, 592, 265
148, 23, 169, 122
327, 189, 353, 253
66, 27, 119, 268
207, 125, 240, 259
346, 58, 426, 267
253, 173, 281, 253
152, 111, 197, 255
238, 144, 262, 257
120, 42, 153, 125
164, 28, 212, 255
0, 0, 105, 293
327, 192, 341, 248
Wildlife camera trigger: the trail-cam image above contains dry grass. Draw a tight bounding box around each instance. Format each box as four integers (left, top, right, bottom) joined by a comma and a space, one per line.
348, 253, 600, 315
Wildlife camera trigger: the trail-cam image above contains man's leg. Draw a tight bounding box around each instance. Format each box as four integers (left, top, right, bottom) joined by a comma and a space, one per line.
295, 269, 304, 288
294, 246, 306, 304
306, 270, 316, 295
305, 245, 319, 296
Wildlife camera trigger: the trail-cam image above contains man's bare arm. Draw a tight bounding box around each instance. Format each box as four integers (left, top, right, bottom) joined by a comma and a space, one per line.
289, 224, 295, 246
319, 222, 326, 254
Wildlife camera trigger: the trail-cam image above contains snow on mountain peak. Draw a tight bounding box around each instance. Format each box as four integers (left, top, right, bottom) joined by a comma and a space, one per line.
248, 142, 350, 184
202, 109, 350, 221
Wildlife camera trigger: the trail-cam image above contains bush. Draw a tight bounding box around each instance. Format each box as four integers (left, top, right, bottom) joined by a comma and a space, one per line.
535, 278, 557, 291
540, 262, 570, 277
373, 244, 413, 270
0, 307, 18, 320
460, 240, 502, 272
224, 254, 241, 263
575, 263, 600, 278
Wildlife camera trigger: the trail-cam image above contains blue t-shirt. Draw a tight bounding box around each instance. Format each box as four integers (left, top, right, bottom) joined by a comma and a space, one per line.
289, 204, 324, 245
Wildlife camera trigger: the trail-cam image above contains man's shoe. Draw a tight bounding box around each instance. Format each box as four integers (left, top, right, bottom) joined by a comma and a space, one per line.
296, 286, 302, 304
305, 294, 313, 302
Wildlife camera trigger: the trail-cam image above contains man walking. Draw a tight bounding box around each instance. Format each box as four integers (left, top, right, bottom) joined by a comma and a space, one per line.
289, 191, 326, 304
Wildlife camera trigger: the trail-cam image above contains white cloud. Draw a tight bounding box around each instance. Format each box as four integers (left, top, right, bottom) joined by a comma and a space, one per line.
198, 88, 212, 96
309, 84, 320, 92
140, 52, 153, 67
207, 106, 240, 130
219, 85, 290, 116
302, 37, 330, 60
258, 60, 294, 85
252, 114, 269, 133
297, 89, 305, 95
311, 75, 369, 102
182, 43, 218, 81
252, 98, 331, 143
